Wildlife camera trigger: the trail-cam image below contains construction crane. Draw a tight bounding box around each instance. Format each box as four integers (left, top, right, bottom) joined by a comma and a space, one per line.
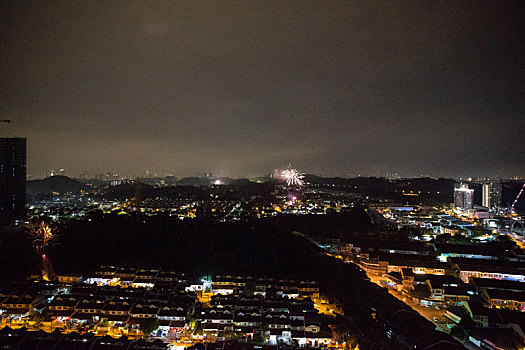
510, 183, 525, 215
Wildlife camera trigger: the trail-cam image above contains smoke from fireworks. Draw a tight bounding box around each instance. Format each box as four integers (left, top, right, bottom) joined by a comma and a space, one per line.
281, 165, 305, 187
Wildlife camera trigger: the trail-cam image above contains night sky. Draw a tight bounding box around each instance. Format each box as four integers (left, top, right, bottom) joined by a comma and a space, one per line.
1, 1, 524, 179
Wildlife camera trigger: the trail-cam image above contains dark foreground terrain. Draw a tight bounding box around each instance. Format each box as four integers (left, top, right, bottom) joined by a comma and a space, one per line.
0, 209, 463, 349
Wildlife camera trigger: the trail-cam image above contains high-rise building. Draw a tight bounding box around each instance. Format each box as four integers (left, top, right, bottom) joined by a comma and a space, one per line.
482, 182, 502, 210
454, 183, 474, 210
0, 138, 26, 224
482, 184, 490, 208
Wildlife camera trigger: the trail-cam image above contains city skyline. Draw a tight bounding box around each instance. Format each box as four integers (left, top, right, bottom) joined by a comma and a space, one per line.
26, 167, 525, 182
1, 1, 524, 179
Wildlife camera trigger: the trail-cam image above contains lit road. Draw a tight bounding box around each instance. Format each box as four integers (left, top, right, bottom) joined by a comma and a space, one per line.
389, 289, 446, 327
365, 271, 481, 348
367, 270, 450, 326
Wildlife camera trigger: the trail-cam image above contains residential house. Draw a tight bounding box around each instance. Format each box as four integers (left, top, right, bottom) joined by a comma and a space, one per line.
482, 289, 525, 311
48, 296, 79, 318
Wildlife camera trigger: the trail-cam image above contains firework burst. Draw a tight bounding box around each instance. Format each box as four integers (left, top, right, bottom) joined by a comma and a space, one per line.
281, 165, 305, 187
28, 220, 57, 281
29, 221, 55, 251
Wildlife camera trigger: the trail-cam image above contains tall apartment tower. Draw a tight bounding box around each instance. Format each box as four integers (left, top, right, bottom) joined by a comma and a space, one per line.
482, 182, 502, 211
0, 138, 26, 223
454, 183, 474, 210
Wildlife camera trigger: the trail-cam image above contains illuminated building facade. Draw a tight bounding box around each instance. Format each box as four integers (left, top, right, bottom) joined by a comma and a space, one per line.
482, 182, 502, 211
0, 137, 26, 223
454, 183, 474, 210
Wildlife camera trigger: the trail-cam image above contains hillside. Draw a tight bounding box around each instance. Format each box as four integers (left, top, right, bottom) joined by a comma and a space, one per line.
27, 175, 87, 194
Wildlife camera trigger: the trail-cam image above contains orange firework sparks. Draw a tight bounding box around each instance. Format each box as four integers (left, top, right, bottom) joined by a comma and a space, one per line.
28, 220, 57, 281
29, 221, 55, 250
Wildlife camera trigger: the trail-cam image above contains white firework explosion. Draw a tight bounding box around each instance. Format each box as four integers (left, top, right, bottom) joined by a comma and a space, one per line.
281, 165, 305, 187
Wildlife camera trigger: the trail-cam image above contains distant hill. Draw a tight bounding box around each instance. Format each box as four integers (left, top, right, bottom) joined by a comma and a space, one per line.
27, 176, 87, 194
229, 178, 258, 187
177, 177, 211, 186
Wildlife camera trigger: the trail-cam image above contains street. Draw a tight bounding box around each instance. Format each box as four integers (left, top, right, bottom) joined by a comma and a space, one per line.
366, 270, 447, 328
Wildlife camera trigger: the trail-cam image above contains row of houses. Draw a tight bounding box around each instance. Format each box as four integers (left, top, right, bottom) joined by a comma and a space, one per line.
440, 277, 525, 348
0, 282, 196, 339
359, 252, 447, 276
357, 248, 525, 283
201, 294, 332, 346
384, 265, 525, 312
342, 238, 522, 262
209, 276, 320, 301
86, 267, 188, 288
450, 258, 525, 283
444, 300, 525, 348
470, 278, 525, 311
385, 269, 472, 306
0, 327, 167, 350
0, 270, 331, 347
88, 268, 321, 301
0, 326, 331, 350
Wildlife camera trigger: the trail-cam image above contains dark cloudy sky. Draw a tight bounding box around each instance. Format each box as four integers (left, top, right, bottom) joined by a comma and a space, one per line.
1, 1, 524, 179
